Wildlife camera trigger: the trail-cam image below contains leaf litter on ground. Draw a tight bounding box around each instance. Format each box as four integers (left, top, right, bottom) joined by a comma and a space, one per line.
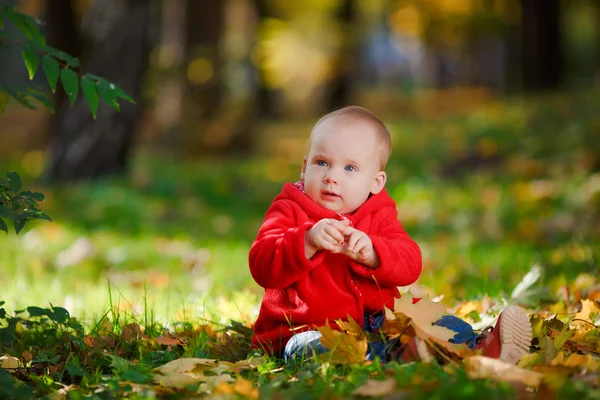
1, 267, 599, 398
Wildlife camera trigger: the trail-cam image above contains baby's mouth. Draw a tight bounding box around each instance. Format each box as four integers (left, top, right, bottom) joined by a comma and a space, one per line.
322, 190, 340, 198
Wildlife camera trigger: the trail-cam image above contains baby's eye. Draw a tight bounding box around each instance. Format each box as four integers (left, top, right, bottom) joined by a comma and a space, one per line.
316, 160, 327, 167
345, 165, 356, 172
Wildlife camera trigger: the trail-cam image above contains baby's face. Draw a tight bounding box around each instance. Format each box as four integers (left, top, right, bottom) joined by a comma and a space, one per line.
301, 117, 386, 214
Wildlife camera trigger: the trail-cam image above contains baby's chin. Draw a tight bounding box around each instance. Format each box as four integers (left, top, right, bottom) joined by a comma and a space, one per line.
315, 200, 356, 215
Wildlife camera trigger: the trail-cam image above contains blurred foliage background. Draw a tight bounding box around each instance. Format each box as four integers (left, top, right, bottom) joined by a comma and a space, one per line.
0, 0, 599, 324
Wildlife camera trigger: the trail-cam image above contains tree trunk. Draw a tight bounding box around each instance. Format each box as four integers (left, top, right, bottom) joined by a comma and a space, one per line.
521, 0, 563, 91
252, 0, 282, 119
327, 0, 356, 111
46, 0, 152, 182
45, 0, 82, 109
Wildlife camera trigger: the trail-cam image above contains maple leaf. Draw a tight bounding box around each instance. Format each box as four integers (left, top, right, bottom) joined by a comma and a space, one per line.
571, 299, 600, 329
388, 293, 456, 343
464, 355, 544, 388
317, 320, 368, 364
335, 315, 366, 340
382, 309, 415, 344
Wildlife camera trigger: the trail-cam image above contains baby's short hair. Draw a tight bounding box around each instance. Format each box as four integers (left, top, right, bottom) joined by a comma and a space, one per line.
311, 106, 392, 170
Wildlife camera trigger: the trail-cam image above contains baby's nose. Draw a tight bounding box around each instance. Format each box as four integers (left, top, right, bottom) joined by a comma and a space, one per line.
324, 174, 337, 183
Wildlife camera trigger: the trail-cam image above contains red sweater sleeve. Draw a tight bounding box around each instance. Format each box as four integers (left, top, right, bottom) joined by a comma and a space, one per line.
249, 201, 325, 289
349, 208, 422, 287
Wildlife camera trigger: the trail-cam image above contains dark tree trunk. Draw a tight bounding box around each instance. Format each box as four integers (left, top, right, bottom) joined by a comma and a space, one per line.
47, 0, 152, 182
327, 0, 356, 111
252, 0, 282, 119
185, 0, 224, 119
521, 0, 563, 91
44, 0, 82, 143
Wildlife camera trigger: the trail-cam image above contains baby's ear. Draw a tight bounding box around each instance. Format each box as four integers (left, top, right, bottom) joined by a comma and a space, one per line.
371, 171, 387, 194
300, 156, 308, 180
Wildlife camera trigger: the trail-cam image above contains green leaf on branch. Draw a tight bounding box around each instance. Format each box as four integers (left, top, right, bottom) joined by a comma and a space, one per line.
115, 86, 135, 104
11, 214, 26, 234
19, 191, 45, 202
28, 211, 52, 222
97, 81, 120, 111
81, 76, 99, 118
21, 44, 39, 80
23, 15, 45, 45
42, 56, 60, 93
0, 217, 7, 234
60, 68, 79, 106
6, 171, 21, 192
26, 88, 54, 114
0, 206, 10, 219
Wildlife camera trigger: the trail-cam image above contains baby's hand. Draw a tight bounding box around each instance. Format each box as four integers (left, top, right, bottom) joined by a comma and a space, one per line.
305, 218, 351, 259
340, 226, 379, 269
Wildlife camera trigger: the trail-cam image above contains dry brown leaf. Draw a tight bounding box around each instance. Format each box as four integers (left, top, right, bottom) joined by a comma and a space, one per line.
21, 350, 33, 364
317, 321, 368, 364
382, 307, 414, 342
121, 323, 148, 341
464, 355, 544, 388
154, 358, 221, 374
156, 335, 182, 346
83, 335, 95, 348
0, 354, 22, 369
153, 358, 236, 390
389, 293, 457, 342
550, 352, 600, 371
352, 378, 397, 397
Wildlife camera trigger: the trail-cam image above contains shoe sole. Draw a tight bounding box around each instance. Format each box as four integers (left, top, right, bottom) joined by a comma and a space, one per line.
498, 305, 533, 364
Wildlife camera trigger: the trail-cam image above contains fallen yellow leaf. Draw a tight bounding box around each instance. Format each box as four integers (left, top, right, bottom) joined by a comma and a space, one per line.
389, 293, 456, 343
233, 376, 259, 399
0, 354, 22, 369
550, 352, 600, 371
336, 315, 366, 339
571, 300, 600, 329
464, 355, 544, 387
455, 301, 481, 319
318, 321, 368, 364
153, 358, 237, 390
352, 378, 397, 397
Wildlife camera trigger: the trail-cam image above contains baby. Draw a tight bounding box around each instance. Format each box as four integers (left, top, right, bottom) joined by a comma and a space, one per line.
249, 106, 531, 364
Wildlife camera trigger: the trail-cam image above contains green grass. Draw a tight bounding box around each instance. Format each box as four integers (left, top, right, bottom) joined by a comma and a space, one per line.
1, 88, 599, 398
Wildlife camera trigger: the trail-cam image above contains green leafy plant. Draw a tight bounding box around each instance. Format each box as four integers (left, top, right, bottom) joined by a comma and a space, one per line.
0, 171, 50, 234
0, 5, 134, 118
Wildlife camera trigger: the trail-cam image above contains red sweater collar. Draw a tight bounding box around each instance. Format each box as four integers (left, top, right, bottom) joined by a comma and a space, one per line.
276, 182, 396, 222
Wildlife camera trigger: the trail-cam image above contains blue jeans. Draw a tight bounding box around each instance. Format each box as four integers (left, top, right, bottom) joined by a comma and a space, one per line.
283, 314, 478, 362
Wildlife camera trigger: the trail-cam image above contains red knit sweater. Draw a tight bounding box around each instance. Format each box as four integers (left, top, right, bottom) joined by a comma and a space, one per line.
249, 183, 422, 354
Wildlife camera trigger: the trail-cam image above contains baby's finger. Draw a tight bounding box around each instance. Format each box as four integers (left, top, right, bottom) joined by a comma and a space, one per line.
330, 219, 351, 232
324, 224, 345, 244
347, 232, 360, 253
317, 237, 338, 252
